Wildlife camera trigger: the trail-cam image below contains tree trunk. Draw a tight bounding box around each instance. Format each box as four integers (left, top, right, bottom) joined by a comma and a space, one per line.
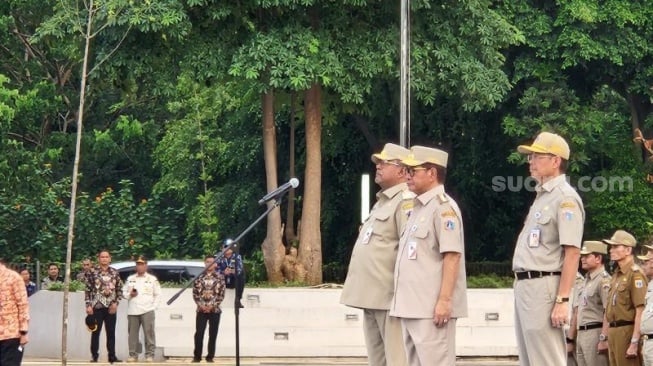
297, 83, 323, 285
285, 92, 298, 246
260, 90, 286, 283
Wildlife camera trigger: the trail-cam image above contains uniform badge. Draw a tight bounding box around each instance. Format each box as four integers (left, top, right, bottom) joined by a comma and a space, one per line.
636, 279, 644, 288
407, 241, 417, 260
444, 219, 455, 231
534, 211, 541, 219
410, 224, 418, 232
563, 211, 573, 221
560, 202, 576, 209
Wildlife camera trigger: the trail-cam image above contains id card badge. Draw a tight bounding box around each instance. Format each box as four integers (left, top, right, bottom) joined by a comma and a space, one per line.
528, 228, 541, 248
361, 227, 373, 244
407, 241, 417, 260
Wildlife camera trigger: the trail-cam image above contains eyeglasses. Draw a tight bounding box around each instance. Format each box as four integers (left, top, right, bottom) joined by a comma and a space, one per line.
377, 159, 401, 167
526, 153, 555, 162
406, 166, 428, 176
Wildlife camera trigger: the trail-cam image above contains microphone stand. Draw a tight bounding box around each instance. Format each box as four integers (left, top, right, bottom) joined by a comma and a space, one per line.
167, 194, 285, 366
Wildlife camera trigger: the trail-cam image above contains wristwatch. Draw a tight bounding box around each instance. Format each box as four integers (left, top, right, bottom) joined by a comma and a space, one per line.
555, 295, 569, 304
631, 337, 640, 344
599, 333, 608, 342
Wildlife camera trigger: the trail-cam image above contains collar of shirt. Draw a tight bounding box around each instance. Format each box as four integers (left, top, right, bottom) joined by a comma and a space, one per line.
587, 267, 605, 280
616, 257, 635, 275
415, 184, 445, 206
536, 174, 567, 193
376, 182, 408, 201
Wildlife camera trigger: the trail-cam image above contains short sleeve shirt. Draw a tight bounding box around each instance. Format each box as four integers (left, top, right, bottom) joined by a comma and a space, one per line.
390, 185, 467, 319
577, 268, 611, 326
641, 282, 653, 334
513, 174, 585, 272
606, 260, 647, 322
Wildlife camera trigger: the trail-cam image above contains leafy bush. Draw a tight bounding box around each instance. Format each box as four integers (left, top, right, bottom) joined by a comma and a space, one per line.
466, 274, 513, 288
42, 280, 86, 292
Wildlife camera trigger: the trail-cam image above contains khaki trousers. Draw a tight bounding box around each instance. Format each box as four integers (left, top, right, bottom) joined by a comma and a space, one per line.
514, 276, 566, 366
363, 309, 407, 366
400, 317, 456, 366
643, 339, 653, 366
607, 325, 641, 366
128, 310, 156, 358
576, 327, 608, 366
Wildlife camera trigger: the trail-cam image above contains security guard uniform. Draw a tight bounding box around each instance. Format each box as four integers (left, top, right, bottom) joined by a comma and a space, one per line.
605, 259, 647, 366
574, 242, 610, 366
390, 147, 467, 366
341, 143, 413, 366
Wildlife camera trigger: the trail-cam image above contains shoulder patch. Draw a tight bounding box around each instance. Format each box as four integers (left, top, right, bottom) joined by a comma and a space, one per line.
437, 193, 449, 204
636, 279, 645, 288
560, 201, 576, 209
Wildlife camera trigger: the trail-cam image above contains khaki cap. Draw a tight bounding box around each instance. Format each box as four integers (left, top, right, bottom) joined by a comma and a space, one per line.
135, 255, 147, 264
603, 230, 637, 247
401, 146, 448, 168
517, 132, 570, 160
636, 245, 653, 261
579, 241, 608, 255
371, 143, 410, 164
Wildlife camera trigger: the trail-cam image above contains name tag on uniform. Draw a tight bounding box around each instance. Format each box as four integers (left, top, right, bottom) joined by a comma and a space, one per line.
407, 241, 417, 260
528, 229, 540, 248
362, 227, 373, 244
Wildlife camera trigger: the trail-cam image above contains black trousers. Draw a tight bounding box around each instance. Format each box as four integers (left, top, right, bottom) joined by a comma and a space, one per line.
0, 338, 23, 366
193, 311, 221, 360
226, 273, 246, 301
90, 307, 117, 361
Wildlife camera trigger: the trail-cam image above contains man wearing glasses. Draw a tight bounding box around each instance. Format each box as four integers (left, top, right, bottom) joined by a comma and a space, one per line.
341, 143, 413, 366
390, 145, 467, 365
513, 132, 584, 366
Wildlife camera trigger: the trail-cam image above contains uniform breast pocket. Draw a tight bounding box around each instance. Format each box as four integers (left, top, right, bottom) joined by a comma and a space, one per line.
372, 210, 392, 236
536, 214, 553, 226
617, 283, 631, 305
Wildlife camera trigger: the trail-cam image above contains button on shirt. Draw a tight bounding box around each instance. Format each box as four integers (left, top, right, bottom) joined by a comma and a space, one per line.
606, 260, 647, 322
123, 272, 161, 315
577, 268, 610, 326
513, 174, 584, 272
341, 182, 414, 310
390, 185, 467, 319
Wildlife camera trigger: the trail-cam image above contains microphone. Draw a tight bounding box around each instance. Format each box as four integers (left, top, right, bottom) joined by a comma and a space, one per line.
258, 178, 300, 205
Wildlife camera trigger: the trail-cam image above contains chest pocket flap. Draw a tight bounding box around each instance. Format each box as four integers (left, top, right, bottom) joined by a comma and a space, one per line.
536, 214, 553, 225
374, 209, 392, 222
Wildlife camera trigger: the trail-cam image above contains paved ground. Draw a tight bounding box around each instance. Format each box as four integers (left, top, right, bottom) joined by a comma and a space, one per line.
24, 356, 520, 365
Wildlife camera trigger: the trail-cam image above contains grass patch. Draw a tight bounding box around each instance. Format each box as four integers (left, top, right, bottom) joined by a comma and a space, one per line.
466, 274, 513, 288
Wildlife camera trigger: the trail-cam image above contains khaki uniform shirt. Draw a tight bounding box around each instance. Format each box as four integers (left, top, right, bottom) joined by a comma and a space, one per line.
341, 183, 414, 310
606, 260, 647, 322
576, 268, 611, 326
390, 185, 467, 319
641, 281, 653, 334
513, 174, 584, 272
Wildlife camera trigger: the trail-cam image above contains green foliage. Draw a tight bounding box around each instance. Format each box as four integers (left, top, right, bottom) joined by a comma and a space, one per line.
42, 280, 86, 292
466, 274, 513, 289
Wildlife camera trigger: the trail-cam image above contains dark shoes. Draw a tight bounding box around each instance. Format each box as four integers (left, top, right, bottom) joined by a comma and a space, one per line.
90, 359, 98, 363
191, 358, 201, 363
238, 300, 245, 308
109, 358, 123, 364
206, 357, 214, 363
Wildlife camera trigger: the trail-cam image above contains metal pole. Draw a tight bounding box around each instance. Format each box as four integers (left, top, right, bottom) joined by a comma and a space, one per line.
399, 0, 411, 147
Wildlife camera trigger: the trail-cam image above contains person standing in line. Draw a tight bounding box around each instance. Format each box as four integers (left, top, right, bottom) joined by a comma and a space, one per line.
218, 240, 246, 309
512, 132, 585, 366
0, 258, 30, 366
567, 241, 610, 366
19, 267, 37, 297
77, 258, 94, 282
566, 271, 585, 366
123, 256, 161, 363
192, 255, 226, 363
85, 249, 124, 363
341, 143, 413, 366
41, 262, 63, 289
604, 229, 647, 366
638, 245, 653, 366
390, 145, 467, 366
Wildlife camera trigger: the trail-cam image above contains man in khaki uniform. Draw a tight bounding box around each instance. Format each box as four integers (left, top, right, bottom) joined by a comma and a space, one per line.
512, 132, 585, 366
390, 146, 467, 366
638, 245, 653, 366
604, 230, 647, 366
567, 241, 610, 366
341, 143, 413, 366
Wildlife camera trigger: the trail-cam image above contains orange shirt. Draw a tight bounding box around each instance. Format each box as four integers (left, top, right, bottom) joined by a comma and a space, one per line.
0, 264, 30, 340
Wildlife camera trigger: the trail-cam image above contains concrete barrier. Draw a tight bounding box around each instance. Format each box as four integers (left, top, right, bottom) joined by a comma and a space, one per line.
25, 288, 518, 360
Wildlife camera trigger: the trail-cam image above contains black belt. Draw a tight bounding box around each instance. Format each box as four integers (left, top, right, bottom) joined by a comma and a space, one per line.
578, 322, 603, 331
643, 334, 653, 341
609, 320, 634, 328
514, 271, 561, 280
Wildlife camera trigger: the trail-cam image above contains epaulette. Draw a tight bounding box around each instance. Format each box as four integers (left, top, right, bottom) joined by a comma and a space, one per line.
632, 264, 642, 272
437, 193, 449, 204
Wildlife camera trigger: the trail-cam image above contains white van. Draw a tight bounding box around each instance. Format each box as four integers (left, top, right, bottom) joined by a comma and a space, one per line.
111, 260, 205, 283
